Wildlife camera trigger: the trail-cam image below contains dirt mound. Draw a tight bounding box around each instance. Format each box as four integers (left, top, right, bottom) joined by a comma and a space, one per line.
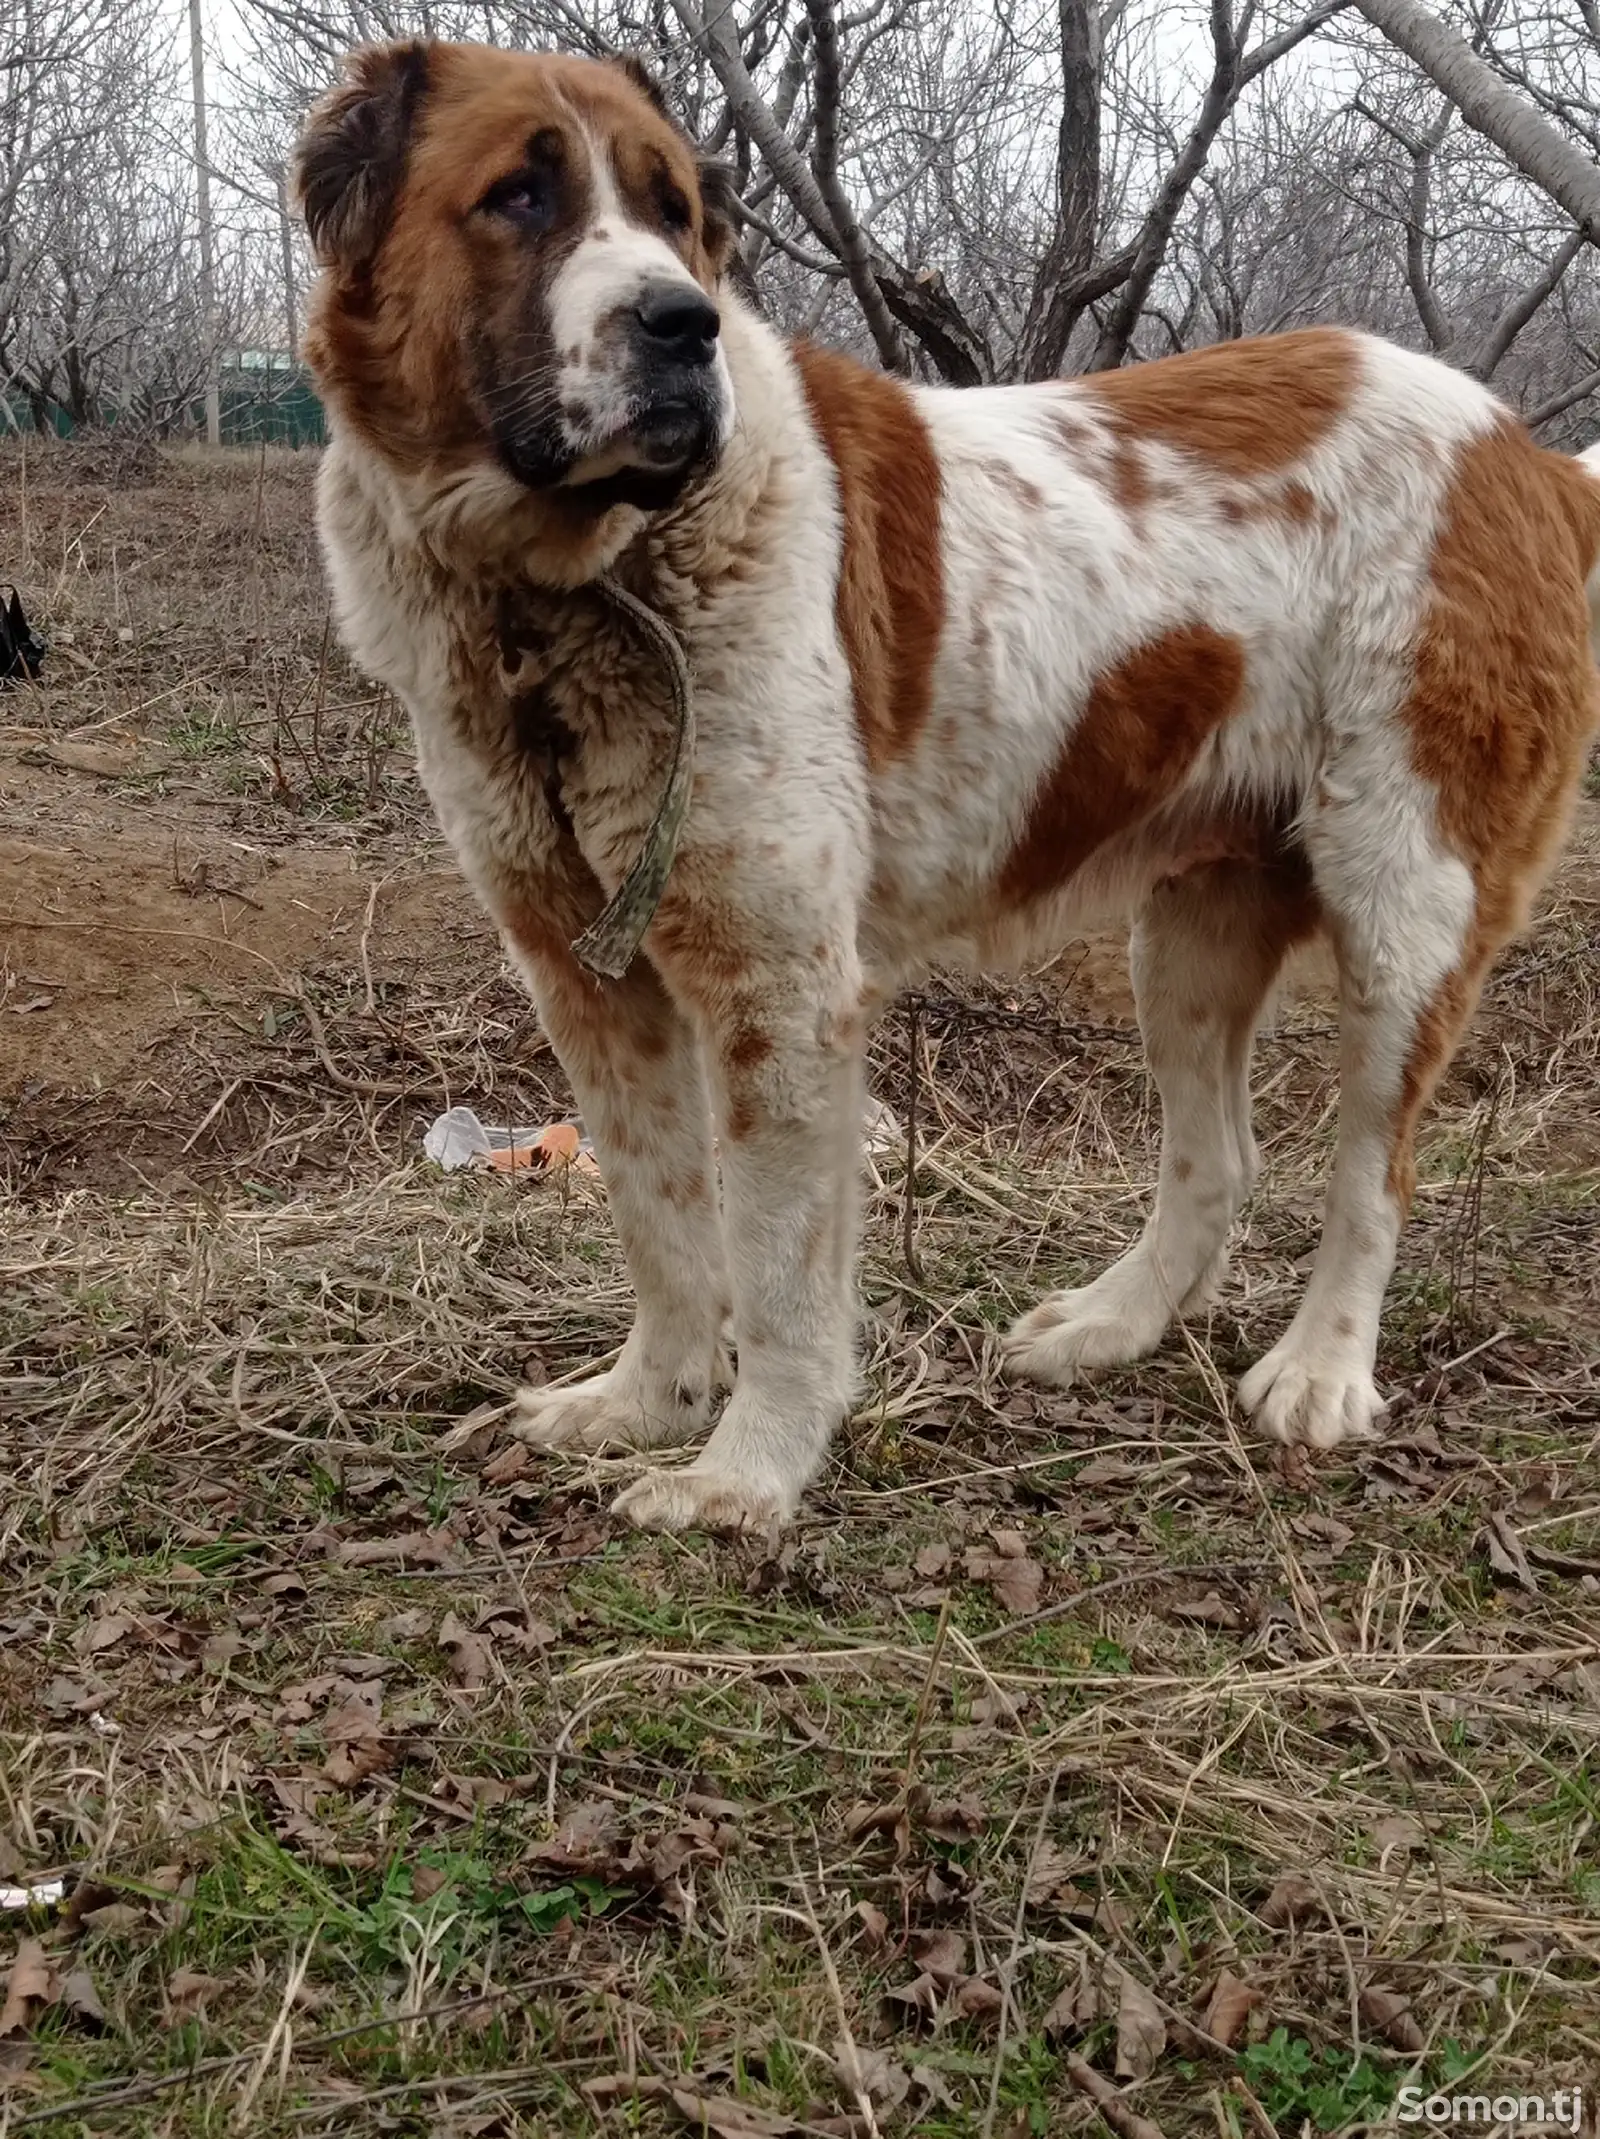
1, 430, 178, 489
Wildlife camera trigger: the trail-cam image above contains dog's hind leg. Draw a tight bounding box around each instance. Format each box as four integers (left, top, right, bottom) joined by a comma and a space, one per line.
1004, 856, 1318, 1389
1238, 824, 1489, 1450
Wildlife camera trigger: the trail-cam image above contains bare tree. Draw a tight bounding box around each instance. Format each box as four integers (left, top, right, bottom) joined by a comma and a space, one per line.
9, 0, 1600, 439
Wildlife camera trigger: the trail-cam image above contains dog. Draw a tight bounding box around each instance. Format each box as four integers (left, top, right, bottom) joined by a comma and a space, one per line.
295, 41, 1600, 1534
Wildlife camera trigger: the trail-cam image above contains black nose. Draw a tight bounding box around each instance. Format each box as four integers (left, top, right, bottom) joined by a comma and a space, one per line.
634, 284, 720, 366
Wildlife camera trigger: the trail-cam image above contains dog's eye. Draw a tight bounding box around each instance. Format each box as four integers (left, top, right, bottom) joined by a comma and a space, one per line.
483, 170, 557, 231
656, 181, 692, 235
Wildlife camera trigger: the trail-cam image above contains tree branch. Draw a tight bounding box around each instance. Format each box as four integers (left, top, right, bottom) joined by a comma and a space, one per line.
1018, 0, 1105, 381
1469, 225, 1586, 380
665, 0, 987, 380
1352, 0, 1600, 240
1525, 361, 1600, 430
801, 0, 904, 369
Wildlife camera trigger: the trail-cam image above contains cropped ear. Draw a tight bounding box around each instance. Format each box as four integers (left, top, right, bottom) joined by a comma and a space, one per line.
696, 155, 741, 278
294, 42, 432, 270
610, 51, 671, 115
608, 51, 740, 278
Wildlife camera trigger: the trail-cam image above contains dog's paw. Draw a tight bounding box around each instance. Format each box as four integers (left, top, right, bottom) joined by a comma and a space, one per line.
1002, 1268, 1171, 1386
610, 1462, 790, 1535
511, 1371, 707, 1455
1239, 1340, 1385, 1450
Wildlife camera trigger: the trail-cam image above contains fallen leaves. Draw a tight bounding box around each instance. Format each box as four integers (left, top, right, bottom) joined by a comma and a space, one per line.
1, 1941, 106, 2039
521, 1795, 737, 1921
854, 1900, 890, 1950
963, 1530, 1045, 1616
1359, 1985, 1424, 2052
166, 1966, 226, 2017
1258, 1873, 1322, 1929
1112, 1966, 1166, 2080
1371, 1814, 1426, 1861
525, 1799, 621, 1874
587, 2075, 810, 2138
333, 1526, 458, 1570
56, 1969, 108, 2030
843, 1784, 988, 1865
1024, 1838, 1087, 1908
1484, 1512, 1538, 1592
0, 1942, 55, 2037
1202, 1969, 1263, 2048
1167, 1590, 1247, 1631
1063, 2052, 1170, 2139
262, 1774, 378, 1870
322, 1682, 390, 1788
885, 1924, 1005, 2028
437, 1611, 494, 1690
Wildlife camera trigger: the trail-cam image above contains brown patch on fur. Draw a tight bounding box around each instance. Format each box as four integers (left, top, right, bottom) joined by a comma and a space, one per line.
725, 1025, 773, 1073
724, 1093, 757, 1142
1106, 434, 1153, 517
1078, 329, 1354, 478
999, 625, 1247, 905
981, 458, 1046, 513
650, 899, 750, 999
1386, 422, 1600, 1203
793, 342, 944, 770
1220, 480, 1319, 529
1173, 1157, 1193, 1184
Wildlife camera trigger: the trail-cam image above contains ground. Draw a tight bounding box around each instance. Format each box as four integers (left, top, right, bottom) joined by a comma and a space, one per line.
2, 437, 1598, 2139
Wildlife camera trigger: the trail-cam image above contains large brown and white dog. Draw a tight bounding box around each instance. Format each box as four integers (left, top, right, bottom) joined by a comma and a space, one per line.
295, 41, 1600, 1534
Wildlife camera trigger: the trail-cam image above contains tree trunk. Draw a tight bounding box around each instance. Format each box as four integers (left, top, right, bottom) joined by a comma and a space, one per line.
1353, 0, 1600, 240
1017, 0, 1104, 382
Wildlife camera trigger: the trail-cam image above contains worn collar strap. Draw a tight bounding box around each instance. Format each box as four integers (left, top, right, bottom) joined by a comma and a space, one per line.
571, 575, 697, 981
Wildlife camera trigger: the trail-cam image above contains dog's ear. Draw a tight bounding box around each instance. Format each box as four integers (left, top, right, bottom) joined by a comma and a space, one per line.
696, 155, 741, 277
294, 42, 432, 270
611, 51, 672, 116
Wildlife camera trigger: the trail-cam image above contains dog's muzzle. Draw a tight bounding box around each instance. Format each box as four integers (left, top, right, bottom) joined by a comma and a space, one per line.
625, 281, 722, 474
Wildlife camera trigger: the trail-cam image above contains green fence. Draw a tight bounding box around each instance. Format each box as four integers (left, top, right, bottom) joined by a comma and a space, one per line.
215, 367, 326, 446
3, 360, 327, 448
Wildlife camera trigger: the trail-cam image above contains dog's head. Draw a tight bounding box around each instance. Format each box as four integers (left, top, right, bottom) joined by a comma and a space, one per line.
295, 42, 738, 514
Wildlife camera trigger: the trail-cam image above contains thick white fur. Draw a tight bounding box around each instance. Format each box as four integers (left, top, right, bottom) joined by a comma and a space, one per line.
318, 153, 1542, 1529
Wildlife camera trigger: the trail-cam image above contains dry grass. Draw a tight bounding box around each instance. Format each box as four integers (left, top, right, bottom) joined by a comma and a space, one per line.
3, 440, 1600, 2138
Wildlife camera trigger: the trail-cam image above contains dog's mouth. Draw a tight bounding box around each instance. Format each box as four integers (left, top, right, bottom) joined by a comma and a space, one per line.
489, 372, 725, 515
562, 389, 718, 486
622, 396, 712, 473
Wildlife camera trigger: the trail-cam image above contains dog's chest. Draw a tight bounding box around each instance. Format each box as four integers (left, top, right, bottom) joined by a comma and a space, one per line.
409, 584, 681, 906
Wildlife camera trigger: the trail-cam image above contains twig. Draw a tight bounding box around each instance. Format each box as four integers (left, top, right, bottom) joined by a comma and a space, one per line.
292, 986, 417, 1100
976, 1561, 1269, 1646
358, 874, 392, 1016
899, 1593, 951, 1789
982, 1765, 1062, 2139
778, 1858, 883, 2139
10, 1985, 588, 2127
1228, 2075, 1279, 2139
1064, 2053, 1171, 2139
902, 994, 923, 1280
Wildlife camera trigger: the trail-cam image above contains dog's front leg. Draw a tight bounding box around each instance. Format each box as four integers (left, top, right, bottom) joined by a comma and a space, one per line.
612, 944, 866, 1535
504, 921, 731, 1457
